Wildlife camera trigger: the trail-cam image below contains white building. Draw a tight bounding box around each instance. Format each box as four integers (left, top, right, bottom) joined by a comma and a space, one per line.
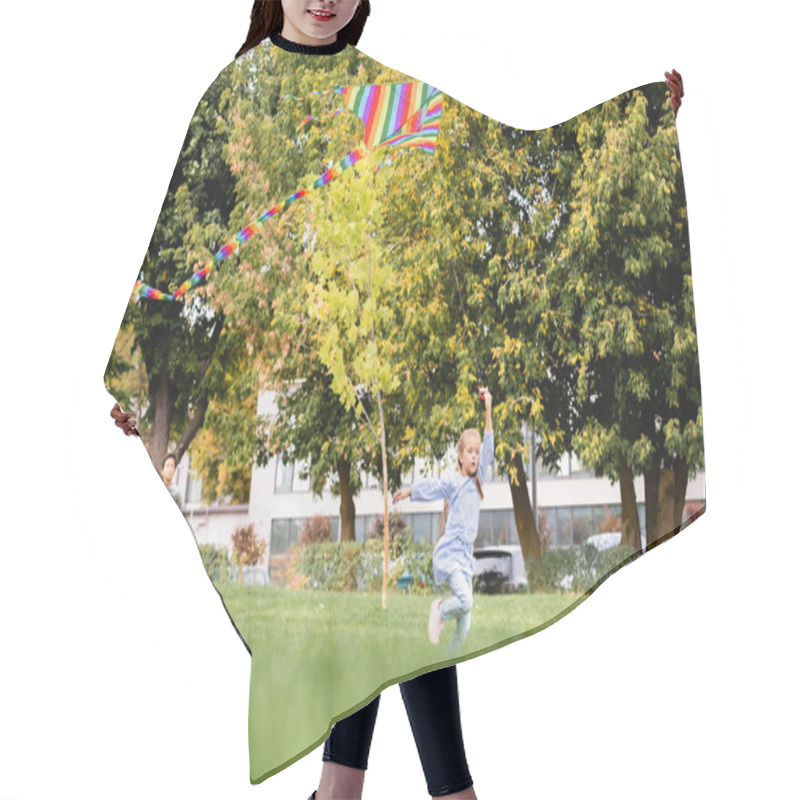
178, 389, 705, 577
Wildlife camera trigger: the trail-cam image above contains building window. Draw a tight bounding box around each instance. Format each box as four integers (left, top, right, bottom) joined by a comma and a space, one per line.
292, 458, 311, 492
271, 518, 290, 554
555, 506, 573, 547
496, 509, 516, 545
474, 508, 494, 549
411, 512, 436, 544
274, 455, 293, 493
571, 505, 593, 545
270, 517, 307, 554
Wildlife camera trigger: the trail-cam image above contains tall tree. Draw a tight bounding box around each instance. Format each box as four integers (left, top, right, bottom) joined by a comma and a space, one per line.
544, 84, 704, 548
108, 67, 240, 471
210, 46, 414, 541
304, 154, 405, 609
411, 93, 571, 564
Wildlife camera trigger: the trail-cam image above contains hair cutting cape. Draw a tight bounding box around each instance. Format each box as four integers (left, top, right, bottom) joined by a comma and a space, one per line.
103, 37, 705, 784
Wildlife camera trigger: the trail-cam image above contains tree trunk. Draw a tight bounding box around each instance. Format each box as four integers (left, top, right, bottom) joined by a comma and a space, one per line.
508, 451, 541, 563
337, 458, 356, 542
150, 369, 175, 471
175, 395, 209, 466
619, 459, 642, 553
656, 457, 690, 544
643, 457, 660, 549
656, 467, 676, 543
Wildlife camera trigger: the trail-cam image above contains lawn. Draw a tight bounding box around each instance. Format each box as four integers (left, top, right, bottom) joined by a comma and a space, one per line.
216, 583, 585, 782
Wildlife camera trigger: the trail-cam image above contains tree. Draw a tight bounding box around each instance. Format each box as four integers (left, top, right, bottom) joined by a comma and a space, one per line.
304, 154, 404, 609
231, 523, 267, 584
543, 84, 704, 548
410, 92, 570, 564
210, 47, 417, 541
107, 66, 240, 472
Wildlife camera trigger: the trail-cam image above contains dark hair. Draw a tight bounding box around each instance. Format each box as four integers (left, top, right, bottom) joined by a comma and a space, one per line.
162, 452, 178, 469
236, 1, 371, 59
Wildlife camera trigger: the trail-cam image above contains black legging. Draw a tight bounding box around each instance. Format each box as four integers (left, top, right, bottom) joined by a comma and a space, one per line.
323, 665, 473, 797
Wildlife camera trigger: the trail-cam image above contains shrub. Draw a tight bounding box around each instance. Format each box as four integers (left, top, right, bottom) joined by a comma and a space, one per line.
198, 544, 230, 584
295, 536, 435, 594
299, 514, 332, 546
297, 541, 361, 592
389, 534, 435, 594
525, 543, 640, 594
358, 538, 386, 592
231, 523, 267, 584
366, 511, 408, 556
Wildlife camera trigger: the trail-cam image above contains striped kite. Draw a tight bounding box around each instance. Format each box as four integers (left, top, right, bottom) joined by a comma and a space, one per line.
132, 81, 443, 302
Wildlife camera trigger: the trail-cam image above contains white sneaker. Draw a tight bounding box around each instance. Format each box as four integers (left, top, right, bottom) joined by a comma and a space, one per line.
428, 598, 445, 645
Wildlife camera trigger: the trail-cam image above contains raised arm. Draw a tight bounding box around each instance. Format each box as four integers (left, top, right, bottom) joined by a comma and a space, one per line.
478, 387, 494, 483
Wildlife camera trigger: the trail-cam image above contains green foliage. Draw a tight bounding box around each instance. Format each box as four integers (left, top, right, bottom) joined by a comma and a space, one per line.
296, 541, 362, 592
299, 514, 333, 546
198, 544, 231, 584
542, 84, 703, 482
221, 48, 422, 500
392, 537, 435, 595
525, 544, 640, 594
104, 324, 148, 421
366, 511, 407, 553
296, 536, 435, 593
231, 523, 267, 575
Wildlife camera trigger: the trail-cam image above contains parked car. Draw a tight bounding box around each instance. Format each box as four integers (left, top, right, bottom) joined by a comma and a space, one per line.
582, 532, 622, 551
473, 545, 528, 594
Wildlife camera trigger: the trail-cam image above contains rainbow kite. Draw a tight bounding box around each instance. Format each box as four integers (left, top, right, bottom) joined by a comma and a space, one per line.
132, 81, 443, 302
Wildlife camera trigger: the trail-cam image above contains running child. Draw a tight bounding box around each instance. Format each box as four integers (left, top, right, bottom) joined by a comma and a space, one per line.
392, 387, 494, 658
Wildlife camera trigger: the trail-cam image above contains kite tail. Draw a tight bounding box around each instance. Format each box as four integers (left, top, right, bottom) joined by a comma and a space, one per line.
130, 81, 442, 303
131, 144, 370, 302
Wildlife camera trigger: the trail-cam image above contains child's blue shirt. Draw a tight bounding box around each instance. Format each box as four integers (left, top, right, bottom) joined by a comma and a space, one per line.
410, 429, 494, 584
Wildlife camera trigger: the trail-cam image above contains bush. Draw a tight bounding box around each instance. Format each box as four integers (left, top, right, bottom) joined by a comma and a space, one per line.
297, 541, 361, 592
525, 543, 640, 594
299, 514, 332, 546
389, 534, 435, 594
296, 536, 435, 593
198, 544, 230, 584
366, 511, 408, 556
358, 538, 386, 592
231, 523, 267, 584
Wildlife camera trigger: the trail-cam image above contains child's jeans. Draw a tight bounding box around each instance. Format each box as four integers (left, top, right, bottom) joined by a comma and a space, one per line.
440, 569, 473, 658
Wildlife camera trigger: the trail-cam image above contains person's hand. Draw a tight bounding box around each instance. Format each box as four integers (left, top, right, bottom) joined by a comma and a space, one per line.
111, 402, 140, 437
479, 386, 492, 410
665, 68, 683, 116
392, 488, 411, 505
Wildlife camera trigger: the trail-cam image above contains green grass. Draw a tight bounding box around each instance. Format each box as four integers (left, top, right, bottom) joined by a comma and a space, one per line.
221, 584, 580, 663
216, 584, 584, 783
